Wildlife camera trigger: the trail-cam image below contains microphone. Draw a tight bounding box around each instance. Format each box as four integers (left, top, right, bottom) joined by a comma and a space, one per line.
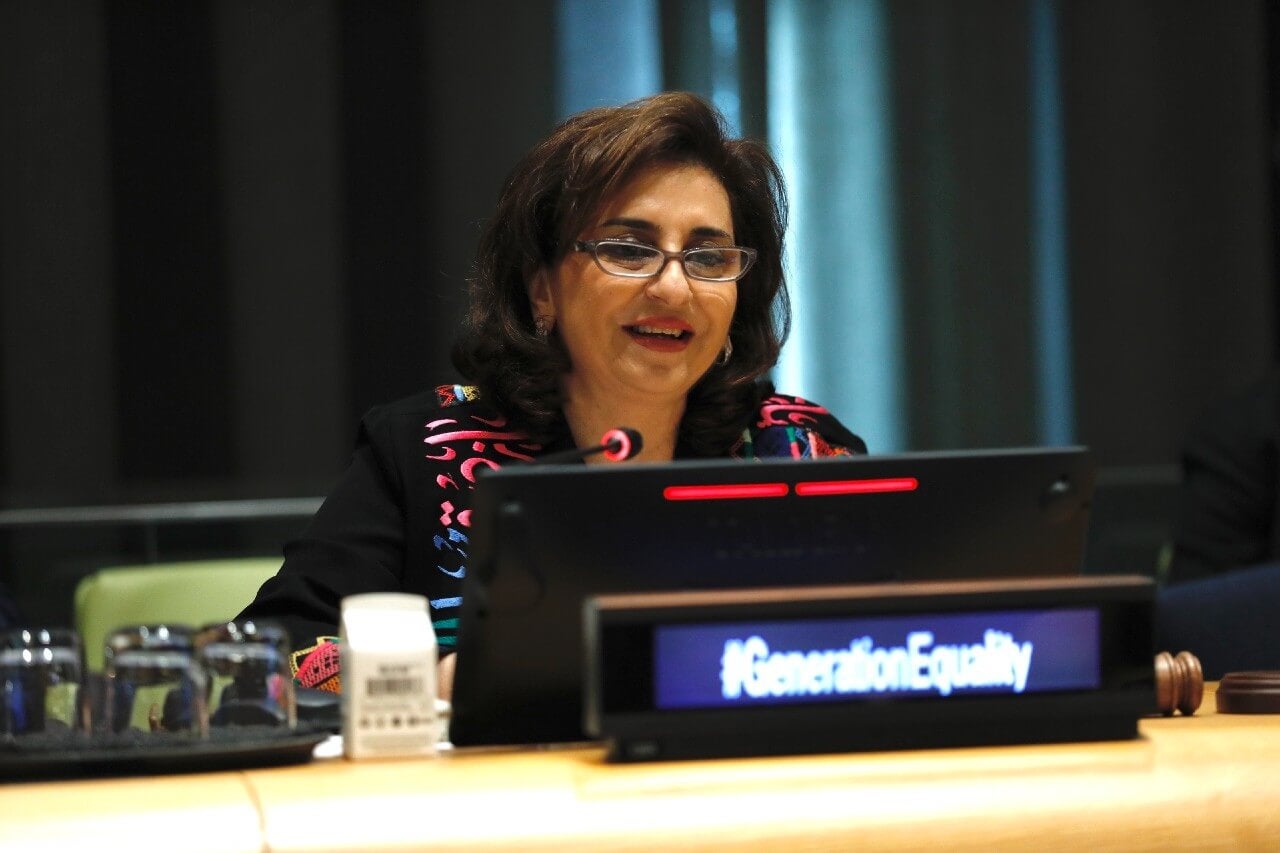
532, 427, 643, 465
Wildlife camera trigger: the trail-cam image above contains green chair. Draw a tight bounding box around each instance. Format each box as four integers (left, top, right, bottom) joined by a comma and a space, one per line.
74, 557, 280, 672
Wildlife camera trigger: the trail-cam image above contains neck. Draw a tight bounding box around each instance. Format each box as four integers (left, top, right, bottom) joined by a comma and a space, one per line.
560, 384, 685, 464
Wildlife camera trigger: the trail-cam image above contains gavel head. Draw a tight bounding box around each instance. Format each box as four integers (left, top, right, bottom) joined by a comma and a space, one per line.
1154, 650, 1203, 716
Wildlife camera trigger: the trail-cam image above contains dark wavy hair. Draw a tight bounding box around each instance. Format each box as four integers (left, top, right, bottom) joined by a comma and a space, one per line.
451, 92, 790, 456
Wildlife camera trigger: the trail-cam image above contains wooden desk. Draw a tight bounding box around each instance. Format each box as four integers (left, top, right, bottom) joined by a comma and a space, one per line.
243, 684, 1280, 851
4, 684, 1279, 851
0, 770, 261, 853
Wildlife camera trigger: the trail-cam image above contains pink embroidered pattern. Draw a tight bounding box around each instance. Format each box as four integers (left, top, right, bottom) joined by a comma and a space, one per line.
756, 394, 833, 429
423, 414, 540, 529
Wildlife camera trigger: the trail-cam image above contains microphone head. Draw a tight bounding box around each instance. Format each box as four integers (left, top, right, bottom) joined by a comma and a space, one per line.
601, 427, 643, 462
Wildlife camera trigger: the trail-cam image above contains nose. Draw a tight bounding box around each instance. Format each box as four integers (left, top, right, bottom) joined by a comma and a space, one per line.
643, 255, 694, 306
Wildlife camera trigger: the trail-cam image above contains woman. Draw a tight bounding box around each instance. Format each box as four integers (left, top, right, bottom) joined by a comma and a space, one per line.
239, 92, 865, 699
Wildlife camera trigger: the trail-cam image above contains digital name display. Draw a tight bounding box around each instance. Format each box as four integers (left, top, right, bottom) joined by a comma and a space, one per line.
653, 608, 1101, 710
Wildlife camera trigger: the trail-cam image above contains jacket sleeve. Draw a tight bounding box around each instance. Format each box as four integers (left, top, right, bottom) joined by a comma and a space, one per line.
238, 406, 407, 685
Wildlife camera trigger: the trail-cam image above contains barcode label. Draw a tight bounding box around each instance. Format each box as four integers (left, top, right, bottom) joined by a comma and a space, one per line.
366, 677, 424, 696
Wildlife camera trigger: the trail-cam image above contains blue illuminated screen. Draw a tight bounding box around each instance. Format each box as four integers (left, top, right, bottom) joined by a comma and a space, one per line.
654, 608, 1100, 710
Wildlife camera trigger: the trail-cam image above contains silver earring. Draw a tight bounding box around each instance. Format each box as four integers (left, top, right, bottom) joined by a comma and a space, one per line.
718, 337, 733, 365
534, 316, 551, 338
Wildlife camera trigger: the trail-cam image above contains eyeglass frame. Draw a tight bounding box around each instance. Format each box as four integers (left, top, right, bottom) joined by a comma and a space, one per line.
572, 239, 758, 283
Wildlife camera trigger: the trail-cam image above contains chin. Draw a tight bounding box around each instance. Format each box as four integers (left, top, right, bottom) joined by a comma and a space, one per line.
617, 366, 703, 400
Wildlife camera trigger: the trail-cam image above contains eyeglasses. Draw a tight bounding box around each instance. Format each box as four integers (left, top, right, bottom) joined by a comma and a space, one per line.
573, 240, 757, 283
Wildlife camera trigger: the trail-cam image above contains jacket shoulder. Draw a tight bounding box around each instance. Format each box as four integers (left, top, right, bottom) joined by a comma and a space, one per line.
744, 392, 868, 458
360, 384, 494, 429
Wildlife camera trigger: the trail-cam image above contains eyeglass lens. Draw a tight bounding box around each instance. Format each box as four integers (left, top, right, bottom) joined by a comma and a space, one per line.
593, 242, 750, 281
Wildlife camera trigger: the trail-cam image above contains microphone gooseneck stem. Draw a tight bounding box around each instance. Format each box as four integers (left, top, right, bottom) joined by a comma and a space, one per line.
531, 427, 643, 466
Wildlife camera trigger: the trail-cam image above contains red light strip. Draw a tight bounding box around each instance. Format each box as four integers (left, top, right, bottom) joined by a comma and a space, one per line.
663, 483, 790, 501
794, 477, 919, 497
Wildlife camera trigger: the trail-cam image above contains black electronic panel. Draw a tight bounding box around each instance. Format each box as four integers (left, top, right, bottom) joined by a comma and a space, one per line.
450, 447, 1095, 747
587, 577, 1155, 761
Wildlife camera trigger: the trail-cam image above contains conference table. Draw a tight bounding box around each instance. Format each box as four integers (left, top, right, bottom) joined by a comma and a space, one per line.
2, 682, 1278, 851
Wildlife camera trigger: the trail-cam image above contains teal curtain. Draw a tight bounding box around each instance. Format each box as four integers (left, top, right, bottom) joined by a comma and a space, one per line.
1029, 0, 1074, 445
767, 0, 905, 451
555, 0, 1075, 453
555, 0, 662, 118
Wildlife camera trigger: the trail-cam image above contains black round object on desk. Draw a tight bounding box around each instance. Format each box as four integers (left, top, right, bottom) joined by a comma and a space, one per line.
1215, 671, 1280, 714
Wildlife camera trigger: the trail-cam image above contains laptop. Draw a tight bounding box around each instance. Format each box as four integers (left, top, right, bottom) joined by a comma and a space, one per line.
448, 446, 1094, 747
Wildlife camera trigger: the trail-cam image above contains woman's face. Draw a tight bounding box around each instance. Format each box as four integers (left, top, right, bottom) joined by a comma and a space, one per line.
529, 162, 738, 408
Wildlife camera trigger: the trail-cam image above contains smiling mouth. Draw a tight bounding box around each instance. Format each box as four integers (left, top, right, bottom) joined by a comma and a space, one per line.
626, 324, 691, 341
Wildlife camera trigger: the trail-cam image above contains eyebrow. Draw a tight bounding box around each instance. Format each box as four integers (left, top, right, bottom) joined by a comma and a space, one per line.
598, 217, 733, 240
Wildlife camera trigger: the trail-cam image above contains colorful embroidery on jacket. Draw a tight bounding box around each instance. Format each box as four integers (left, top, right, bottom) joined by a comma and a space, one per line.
422, 403, 542, 647
435, 384, 482, 408
736, 394, 854, 460
293, 636, 341, 692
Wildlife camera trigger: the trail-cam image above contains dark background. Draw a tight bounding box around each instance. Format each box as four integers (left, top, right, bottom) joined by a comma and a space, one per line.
0, 1, 1275, 624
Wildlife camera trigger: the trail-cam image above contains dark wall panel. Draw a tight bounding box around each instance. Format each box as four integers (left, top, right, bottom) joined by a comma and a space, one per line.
419, 3, 557, 374
892, 1, 1037, 450
338, 2, 557, 424
213, 1, 348, 494
339, 1, 436, 422
1270, 0, 1280, 358
0, 1, 117, 508
1062, 1, 1273, 467
107, 1, 234, 481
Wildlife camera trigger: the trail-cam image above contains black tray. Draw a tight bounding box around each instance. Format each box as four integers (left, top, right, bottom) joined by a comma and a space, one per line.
0, 724, 329, 782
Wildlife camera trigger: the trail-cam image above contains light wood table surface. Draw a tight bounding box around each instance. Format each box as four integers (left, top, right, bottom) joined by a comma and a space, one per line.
4, 683, 1279, 852
0, 768, 261, 853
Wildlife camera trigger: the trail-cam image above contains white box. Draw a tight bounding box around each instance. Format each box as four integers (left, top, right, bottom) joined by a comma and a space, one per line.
340, 593, 439, 759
